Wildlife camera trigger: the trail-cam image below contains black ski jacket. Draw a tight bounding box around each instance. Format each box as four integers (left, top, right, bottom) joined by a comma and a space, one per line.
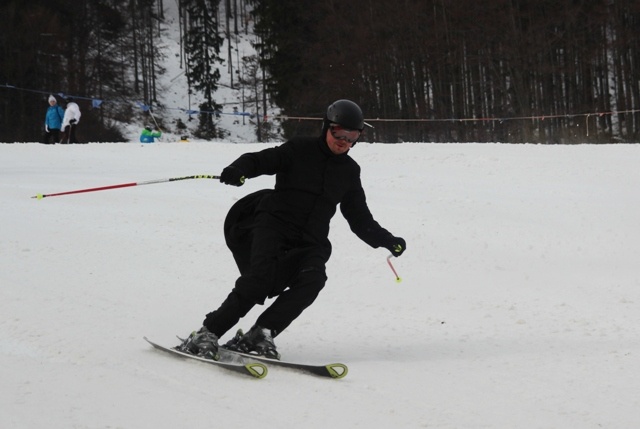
225, 136, 394, 260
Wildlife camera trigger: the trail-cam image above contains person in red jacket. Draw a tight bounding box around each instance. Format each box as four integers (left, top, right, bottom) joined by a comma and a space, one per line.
178, 100, 406, 360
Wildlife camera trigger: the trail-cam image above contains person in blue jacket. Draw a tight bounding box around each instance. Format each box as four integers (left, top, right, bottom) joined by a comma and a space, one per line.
41, 95, 65, 144
140, 126, 162, 143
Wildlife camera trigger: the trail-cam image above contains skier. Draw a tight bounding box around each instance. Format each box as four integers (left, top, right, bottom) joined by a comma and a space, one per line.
41, 95, 65, 144
179, 99, 407, 360
139, 126, 162, 143
60, 97, 81, 143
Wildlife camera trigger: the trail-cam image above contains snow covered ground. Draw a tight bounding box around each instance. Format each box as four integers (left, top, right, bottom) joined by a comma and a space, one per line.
1, 141, 639, 428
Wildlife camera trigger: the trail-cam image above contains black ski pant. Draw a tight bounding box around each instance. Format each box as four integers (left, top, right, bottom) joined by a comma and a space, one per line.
203, 223, 327, 338
41, 129, 61, 144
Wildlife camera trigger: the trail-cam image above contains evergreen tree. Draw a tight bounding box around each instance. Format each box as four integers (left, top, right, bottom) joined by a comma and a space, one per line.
248, 0, 316, 114
182, 0, 224, 139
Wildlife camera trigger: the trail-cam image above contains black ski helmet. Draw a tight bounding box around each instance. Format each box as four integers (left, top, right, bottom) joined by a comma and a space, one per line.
325, 99, 364, 131
322, 99, 364, 145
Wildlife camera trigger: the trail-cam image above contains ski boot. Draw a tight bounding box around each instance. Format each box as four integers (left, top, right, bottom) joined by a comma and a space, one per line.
225, 325, 281, 360
176, 326, 220, 360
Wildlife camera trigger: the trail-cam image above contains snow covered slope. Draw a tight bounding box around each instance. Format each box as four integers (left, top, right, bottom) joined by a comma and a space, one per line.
1, 142, 639, 428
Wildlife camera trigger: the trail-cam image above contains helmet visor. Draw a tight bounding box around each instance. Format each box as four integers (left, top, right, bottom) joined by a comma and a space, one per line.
329, 124, 361, 144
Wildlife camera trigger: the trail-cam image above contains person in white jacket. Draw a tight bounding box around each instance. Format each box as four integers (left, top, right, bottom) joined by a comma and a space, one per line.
61, 97, 81, 143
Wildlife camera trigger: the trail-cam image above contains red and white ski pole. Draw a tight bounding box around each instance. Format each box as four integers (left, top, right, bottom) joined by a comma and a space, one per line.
386, 254, 402, 283
31, 174, 220, 199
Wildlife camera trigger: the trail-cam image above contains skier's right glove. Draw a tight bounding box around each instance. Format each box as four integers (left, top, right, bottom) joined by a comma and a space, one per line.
220, 166, 245, 187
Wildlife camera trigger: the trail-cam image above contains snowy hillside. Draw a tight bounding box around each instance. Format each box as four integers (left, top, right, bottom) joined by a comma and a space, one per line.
127, 0, 276, 143
2, 142, 639, 428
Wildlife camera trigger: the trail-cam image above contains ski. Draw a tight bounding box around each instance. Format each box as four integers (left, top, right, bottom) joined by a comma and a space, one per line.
143, 337, 268, 379
220, 347, 348, 379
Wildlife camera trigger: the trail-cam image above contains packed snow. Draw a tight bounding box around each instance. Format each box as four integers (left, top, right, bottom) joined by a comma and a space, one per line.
1, 141, 639, 428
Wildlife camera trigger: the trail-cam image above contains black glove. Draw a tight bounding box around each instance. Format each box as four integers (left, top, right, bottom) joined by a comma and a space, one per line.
220, 166, 245, 186
382, 236, 406, 257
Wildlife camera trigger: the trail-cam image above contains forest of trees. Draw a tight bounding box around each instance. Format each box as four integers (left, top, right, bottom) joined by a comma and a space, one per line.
0, 0, 249, 142
1, 0, 640, 143
252, 0, 640, 143
1, 0, 169, 142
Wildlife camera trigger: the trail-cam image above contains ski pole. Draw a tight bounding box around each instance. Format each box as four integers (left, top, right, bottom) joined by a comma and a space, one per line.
386, 254, 402, 283
148, 109, 163, 141
31, 174, 220, 199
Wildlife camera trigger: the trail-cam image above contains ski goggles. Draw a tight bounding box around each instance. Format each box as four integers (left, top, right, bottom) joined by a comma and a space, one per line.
329, 124, 361, 144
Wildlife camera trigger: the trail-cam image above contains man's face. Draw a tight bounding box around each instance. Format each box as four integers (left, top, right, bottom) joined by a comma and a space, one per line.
325, 124, 360, 155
